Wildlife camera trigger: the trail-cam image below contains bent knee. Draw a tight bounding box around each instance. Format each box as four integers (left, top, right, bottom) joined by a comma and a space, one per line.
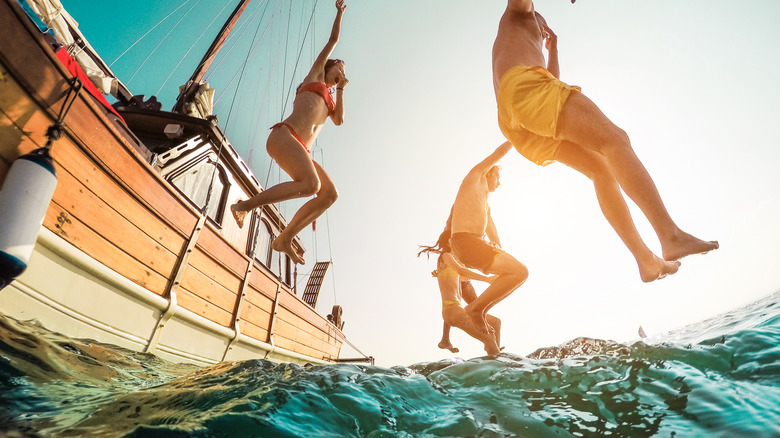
515, 264, 529, 283
588, 157, 617, 184
600, 127, 632, 155
318, 186, 339, 205
298, 178, 321, 197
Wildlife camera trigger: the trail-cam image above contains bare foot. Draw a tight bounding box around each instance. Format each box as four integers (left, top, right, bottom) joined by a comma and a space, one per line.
639, 255, 681, 283
271, 235, 305, 265
662, 231, 719, 261
482, 339, 501, 356
464, 304, 490, 335
438, 341, 459, 353
231, 203, 247, 228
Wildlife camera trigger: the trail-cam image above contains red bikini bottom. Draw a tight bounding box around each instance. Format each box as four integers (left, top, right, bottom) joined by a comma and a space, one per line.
270, 122, 310, 153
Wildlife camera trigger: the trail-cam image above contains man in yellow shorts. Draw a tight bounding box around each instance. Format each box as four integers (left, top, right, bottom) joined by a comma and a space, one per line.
493, 0, 718, 282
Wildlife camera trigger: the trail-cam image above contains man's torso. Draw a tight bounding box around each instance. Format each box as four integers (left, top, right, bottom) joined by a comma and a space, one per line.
492, 7, 546, 94
450, 174, 490, 236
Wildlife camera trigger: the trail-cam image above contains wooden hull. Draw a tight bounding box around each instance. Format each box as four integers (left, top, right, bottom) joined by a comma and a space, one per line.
0, 0, 343, 366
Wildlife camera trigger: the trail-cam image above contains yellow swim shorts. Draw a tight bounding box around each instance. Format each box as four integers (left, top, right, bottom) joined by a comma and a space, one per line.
497, 65, 581, 166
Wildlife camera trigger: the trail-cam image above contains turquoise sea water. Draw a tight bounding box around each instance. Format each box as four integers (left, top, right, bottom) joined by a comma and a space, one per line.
1, 292, 778, 438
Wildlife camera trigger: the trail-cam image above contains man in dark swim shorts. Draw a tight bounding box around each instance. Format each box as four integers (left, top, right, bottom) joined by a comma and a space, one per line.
450, 232, 505, 274
449, 142, 529, 336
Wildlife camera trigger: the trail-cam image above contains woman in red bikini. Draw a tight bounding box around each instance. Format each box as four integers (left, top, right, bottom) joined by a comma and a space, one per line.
231, 0, 348, 265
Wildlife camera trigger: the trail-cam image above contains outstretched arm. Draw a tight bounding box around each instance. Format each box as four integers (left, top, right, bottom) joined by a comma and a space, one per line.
442, 253, 495, 283
507, 0, 534, 13
306, 0, 346, 81
470, 141, 514, 175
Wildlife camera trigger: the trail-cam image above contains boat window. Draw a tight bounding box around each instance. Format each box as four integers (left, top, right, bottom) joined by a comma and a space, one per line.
252, 217, 291, 287
168, 157, 227, 224
270, 247, 283, 280
252, 218, 273, 266
269, 249, 292, 286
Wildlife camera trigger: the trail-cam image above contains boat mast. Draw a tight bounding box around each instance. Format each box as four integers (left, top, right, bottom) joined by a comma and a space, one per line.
172, 0, 252, 114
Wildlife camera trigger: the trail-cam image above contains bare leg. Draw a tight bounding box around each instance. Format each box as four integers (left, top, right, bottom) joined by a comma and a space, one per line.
461, 280, 478, 304
270, 161, 338, 265
556, 141, 680, 282
486, 314, 501, 348
444, 310, 500, 355
438, 322, 459, 353
231, 128, 320, 228
557, 92, 718, 261
463, 252, 528, 332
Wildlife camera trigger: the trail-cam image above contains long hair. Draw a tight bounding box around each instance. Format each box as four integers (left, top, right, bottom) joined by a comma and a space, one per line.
417, 228, 451, 259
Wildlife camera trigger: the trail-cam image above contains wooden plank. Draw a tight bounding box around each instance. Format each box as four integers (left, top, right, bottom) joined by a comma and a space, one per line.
179, 263, 239, 317
274, 310, 337, 359
277, 306, 324, 344
240, 299, 272, 330
279, 291, 331, 333
273, 321, 322, 359
275, 304, 342, 358
239, 318, 269, 344
0, 3, 70, 113
62, 105, 199, 236
197, 226, 249, 278
176, 288, 232, 327
51, 138, 187, 256
247, 266, 278, 300
43, 202, 169, 294
0, 109, 43, 164
0, 61, 194, 254
243, 283, 275, 314
188, 246, 243, 295
51, 164, 178, 280
0, 73, 49, 161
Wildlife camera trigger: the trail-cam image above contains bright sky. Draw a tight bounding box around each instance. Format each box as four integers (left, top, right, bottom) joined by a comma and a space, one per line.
61, 0, 780, 367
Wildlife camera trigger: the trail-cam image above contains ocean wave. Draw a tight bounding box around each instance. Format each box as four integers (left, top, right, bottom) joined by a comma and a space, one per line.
1, 293, 778, 437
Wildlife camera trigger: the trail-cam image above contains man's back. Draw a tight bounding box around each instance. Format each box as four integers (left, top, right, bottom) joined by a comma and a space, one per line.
492, 5, 546, 94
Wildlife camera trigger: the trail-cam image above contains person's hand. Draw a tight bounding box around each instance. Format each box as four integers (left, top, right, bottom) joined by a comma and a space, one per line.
337, 75, 349, 89
336, 0, 346, 13
542, 24, 558, 52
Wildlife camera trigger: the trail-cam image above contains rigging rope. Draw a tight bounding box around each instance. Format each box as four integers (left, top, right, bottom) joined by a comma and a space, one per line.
154, 0, 235, 96
221, 2, 273, 132
108, 0, 194, 68
203, 2, 267, 81
126, 0, 202, 85
211, 1, 280, 106
280, 0, 320, 118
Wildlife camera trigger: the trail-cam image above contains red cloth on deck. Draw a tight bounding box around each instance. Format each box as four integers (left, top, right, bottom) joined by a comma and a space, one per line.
54, 47, 125, 124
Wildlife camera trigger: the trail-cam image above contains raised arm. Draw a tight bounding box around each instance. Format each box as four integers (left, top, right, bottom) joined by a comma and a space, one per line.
470, 141, 514, 176
507, 0, 534, 13
508, 0, 575, 14
306, 0, 346, 81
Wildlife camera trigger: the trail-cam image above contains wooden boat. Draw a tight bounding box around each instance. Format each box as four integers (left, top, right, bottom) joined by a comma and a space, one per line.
0, 0, 368, 366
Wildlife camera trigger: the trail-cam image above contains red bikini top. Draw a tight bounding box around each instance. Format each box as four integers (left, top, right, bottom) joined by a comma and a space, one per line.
297, 82, 336, 114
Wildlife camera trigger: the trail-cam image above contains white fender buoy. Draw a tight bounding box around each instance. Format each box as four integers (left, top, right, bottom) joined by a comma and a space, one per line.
0, 147, 58, 289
